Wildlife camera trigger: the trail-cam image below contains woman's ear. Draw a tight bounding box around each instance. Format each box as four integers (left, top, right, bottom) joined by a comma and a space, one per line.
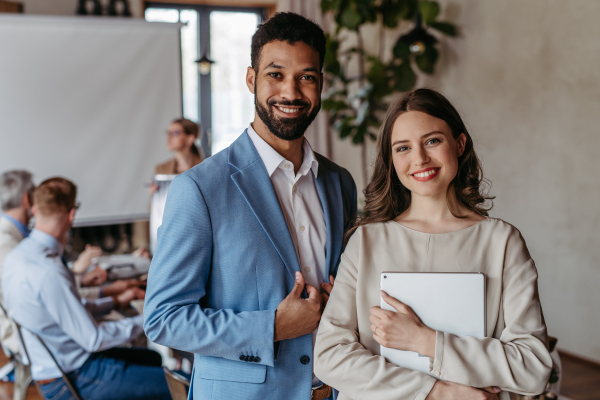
457, 133, 467, 157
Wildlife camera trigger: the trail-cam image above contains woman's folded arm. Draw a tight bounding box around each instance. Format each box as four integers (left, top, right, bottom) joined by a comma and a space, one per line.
430, 258, 552, 395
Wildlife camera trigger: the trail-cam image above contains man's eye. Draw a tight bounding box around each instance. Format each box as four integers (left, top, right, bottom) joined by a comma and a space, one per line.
268, 72, 281, 78
301, 75, 316, 81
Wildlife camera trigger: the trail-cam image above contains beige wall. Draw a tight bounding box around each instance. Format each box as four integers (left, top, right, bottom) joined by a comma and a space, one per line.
326, 0, 600, 361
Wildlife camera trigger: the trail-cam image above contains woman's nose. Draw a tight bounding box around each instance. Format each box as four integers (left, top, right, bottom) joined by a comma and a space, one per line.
413, 146, 430, 165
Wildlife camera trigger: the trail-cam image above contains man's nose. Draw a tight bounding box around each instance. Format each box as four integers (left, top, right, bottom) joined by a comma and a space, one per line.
279, 76, 302, 101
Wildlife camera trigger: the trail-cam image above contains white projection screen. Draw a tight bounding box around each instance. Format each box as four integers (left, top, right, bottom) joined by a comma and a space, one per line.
0, 15, 182, 226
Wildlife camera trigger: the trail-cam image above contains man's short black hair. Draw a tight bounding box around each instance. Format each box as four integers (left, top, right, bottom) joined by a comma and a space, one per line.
251, 12, 326, 72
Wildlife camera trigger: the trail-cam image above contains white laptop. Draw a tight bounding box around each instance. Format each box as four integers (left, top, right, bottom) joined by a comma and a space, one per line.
379, 272, 486, 376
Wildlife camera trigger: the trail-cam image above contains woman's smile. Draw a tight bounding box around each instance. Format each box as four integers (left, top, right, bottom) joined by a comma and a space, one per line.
410, 167, 440, 182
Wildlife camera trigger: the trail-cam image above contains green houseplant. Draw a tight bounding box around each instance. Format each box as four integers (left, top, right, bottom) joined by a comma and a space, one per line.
320, 0, 457, 183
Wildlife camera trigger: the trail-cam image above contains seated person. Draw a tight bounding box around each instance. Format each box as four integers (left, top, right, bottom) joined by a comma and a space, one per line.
2, 177, 170, 400
0, 170, 141, 305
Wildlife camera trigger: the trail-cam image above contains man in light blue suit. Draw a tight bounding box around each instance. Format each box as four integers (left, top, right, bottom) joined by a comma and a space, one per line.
144, 12, 356, 400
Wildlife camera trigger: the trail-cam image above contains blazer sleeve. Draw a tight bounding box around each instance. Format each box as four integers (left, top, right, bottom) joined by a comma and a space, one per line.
143, 174, 277, 366
314, 237, 438, 400
429, 230, 552, 395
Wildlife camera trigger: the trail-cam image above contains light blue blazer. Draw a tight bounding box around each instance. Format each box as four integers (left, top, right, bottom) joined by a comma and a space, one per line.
144, 131, 357, 400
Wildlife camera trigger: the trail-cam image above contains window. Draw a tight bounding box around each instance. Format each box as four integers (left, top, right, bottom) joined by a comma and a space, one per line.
145, 4, 265, 157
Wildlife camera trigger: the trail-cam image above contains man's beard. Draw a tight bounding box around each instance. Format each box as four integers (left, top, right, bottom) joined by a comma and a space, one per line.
254, 92, 321, 141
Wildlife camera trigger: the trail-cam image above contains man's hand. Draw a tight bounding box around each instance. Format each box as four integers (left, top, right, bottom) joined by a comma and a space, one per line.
274, 271, 322, 342
320, 275, 334, 306
80, 266, 107, 287
370, 290, 436, 358
102, 279, 141, 297
114, 287, 146, 310
72, 245, 102, 274
426, 381, 501, 400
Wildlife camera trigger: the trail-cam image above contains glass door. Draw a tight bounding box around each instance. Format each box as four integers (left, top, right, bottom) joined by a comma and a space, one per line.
145, 4, 264, 157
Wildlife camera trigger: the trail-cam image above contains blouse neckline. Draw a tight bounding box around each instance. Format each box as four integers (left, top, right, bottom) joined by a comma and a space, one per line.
391, 217, 490, 236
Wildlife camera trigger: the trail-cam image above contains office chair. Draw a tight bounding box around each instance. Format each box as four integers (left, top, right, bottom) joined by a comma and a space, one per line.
163, 367, 190, 400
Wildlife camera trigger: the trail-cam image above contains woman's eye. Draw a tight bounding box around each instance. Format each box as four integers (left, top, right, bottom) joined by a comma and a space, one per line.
427, 138, 441, 145
396, 146, 409, 153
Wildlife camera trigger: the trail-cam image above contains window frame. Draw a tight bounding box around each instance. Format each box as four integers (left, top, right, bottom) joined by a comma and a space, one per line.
145, 2, 266, 157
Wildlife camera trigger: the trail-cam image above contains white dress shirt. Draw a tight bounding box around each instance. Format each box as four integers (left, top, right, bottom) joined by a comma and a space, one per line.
247, 124, 327, 385
2, 229, 144, 380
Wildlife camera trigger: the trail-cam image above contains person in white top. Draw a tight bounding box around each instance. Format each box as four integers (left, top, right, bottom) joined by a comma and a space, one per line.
314, 89, 552, 400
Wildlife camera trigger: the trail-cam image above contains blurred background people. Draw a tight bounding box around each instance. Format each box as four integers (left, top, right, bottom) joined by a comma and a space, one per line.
2, 177, 170, 400
148, 118, 203, 196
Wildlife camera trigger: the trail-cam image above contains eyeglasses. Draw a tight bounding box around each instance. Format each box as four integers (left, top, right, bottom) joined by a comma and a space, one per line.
165, 130, 183, 137
73, 202, 81, 210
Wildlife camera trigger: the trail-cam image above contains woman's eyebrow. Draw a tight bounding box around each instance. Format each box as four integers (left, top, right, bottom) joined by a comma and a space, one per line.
391, 131, 444, 146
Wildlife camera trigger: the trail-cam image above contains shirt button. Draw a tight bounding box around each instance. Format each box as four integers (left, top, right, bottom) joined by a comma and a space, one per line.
300, 355, 310, 365
303, 267, 311, 273
292, 185, 297, 193
433, 370, 440, 375
299, 225, 305, 232
284, 163, 290, 169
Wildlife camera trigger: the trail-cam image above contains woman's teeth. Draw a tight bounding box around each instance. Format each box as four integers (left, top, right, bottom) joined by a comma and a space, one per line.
413, 169, 438, 178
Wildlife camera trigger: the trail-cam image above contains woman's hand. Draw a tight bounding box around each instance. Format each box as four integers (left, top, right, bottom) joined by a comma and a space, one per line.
369, 290, 436, 357
426, 381, 501, 400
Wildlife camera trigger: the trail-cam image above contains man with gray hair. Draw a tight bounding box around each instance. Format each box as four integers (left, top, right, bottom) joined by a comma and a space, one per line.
0, 170, 35, 355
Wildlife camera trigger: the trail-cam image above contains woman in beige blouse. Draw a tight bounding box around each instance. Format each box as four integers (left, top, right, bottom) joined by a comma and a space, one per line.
314, 89, 552, 400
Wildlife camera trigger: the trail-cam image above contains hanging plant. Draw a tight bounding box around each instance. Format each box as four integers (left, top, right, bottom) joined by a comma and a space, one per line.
320, 0, 457, 183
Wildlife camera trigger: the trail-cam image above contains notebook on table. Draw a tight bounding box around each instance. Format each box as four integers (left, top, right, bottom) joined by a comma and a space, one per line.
379, 272, 486, 376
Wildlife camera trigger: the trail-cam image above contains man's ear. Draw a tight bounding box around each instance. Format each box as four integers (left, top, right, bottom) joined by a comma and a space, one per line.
457, 133, 467, 157
22, 191, 31, 209
320, 72, 324, 94
246, 66, 256, 94
68, 208, 76, 224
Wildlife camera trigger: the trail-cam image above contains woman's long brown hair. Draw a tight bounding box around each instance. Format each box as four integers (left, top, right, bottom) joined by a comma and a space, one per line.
346, 88, 493, 240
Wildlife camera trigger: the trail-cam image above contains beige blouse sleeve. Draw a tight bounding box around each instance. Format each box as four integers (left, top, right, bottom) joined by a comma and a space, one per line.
314, 243, 438, 400
430, 229, 552, 395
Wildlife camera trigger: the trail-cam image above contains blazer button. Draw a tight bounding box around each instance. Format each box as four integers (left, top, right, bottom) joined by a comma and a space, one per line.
248, 356, 255, 362
254, 357, 261, 363
300, 355, 310, 365
239, 355, 245, 361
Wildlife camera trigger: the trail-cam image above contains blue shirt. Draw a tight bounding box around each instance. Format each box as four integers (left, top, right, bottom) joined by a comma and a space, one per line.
1, 229, 144, 380
1, 213, 30, 239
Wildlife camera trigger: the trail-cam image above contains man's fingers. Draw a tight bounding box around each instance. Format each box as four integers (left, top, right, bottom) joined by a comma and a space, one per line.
305, 284, 320, 301
329, 275, 335, 285
290, 271, 305, 297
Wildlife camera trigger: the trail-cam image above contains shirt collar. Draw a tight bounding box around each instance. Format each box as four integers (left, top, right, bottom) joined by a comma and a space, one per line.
1, 213, 30, 238
247, 124, 319, 178
29, 229, 64, 257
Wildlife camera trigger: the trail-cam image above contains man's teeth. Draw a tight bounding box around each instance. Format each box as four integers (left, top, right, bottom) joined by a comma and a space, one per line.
413, 169, 438, 178
277, 106, 300, 114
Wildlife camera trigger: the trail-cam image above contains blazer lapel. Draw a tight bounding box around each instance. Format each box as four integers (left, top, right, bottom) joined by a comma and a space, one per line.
229, 132, 301, 281
315, 162, 344, 277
